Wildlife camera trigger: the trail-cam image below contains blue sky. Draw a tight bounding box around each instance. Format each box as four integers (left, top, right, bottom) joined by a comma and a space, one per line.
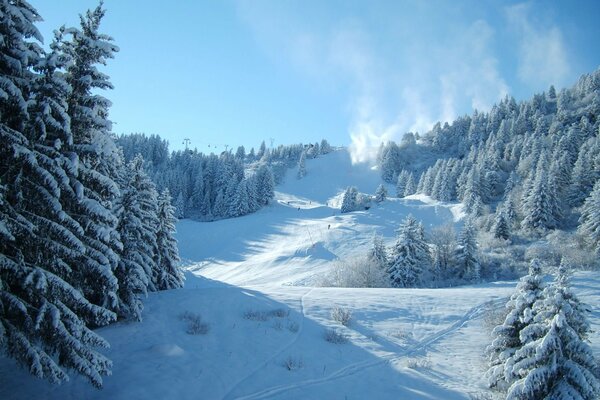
32, 1, 600, 159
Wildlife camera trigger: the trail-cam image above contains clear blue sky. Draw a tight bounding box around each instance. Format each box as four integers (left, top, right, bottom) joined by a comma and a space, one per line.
31, 0, 600, 158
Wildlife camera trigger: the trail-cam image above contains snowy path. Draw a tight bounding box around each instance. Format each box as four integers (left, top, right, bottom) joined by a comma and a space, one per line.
222, 288, 315, 400
229, 296, 506, 400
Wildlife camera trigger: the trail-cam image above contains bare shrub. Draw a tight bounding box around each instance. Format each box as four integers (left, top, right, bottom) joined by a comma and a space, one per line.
244, 308, 289, 321
282, 356, 304, 371
287, 321, 299, 333
324, 328, 348, 344
482, 302, 508, 335
180, 311, 209, 335
387, 328, 413, 341
330, 306, 352, 326
320, 256, 390, 288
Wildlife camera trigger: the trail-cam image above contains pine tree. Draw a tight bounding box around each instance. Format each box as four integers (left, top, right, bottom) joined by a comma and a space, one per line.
521, 154, 561, 233
297, 151, 306, 179
578, 181, 600, 254
340, 186, 358, 213
320, 139, 332, 154
387, 215, 429, 287
493, 210, 510, 240
456, 219, 480, 281
505, 267, 600, 399
404, 172, 416, 196
0, 1, 114, 387
255, 164, 274, 206
374, 184, 387, 203
59, 3, 122, 312
154, 189, 184, 290
367, 233, 388, 269
486, 259, 546, 391
114, 155, 159, 320
396, 170, 409, 198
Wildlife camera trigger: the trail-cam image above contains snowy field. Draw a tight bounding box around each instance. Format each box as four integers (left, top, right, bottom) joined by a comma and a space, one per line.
1, 149, 598, 399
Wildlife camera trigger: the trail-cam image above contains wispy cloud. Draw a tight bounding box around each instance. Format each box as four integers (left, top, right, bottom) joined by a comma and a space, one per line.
236, 1, 509, 163
506, 3, 570, 89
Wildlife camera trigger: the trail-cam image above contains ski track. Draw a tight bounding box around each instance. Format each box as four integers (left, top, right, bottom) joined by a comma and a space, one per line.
222, 288, 315, 400
230, 296, 507, 400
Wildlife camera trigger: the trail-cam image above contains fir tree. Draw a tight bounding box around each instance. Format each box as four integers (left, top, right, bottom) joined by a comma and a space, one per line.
493, 210, 510, 240
578, 181, 600, 254
486, 259, 546, 391
114, 155, 159, 320
154, 189, 184, 290
387, 215, 429, 287
0, 2, 114, 387
297, 151, 306, 179
506, 267, 600, 400
396, 170, 409, 198
374, 184, 387, 203
455, 219, 480, 281
521, 154, 561, 233
340, 186, 358, 213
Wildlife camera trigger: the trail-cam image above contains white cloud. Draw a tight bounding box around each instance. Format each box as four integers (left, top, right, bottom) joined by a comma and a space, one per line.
506, 3, 570, 89
236, 2, 510, 164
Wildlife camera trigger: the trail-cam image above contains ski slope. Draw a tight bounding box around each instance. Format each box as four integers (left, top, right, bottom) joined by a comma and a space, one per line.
1, 148, 598, 400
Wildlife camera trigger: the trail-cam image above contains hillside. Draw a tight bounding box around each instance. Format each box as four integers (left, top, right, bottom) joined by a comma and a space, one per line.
1, 149, 597, 400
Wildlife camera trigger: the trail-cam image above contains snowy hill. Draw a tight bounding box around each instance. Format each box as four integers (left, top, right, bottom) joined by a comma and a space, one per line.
1, 148, 598, 399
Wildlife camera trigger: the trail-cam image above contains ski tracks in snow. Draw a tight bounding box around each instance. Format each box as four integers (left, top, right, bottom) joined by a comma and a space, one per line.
229, 296, 507, 400
222, 288, 315, 400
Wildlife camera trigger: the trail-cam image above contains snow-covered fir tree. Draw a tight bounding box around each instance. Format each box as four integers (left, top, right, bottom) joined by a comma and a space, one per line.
0, 1, 115, 387
505, 266, 600, 399
154, 189, 184, 290
297, 151, 307, 179
521, 153, 561, 234
486, 259, 546, 391
374, 184, 387, 203
493, 209, 511, 240
455, 219, 480, 281
340, 186, 358, 213
367, 233, 388, 270
114, 155, 159, 320
387, 215, 430, 287
578, 181, 600, 254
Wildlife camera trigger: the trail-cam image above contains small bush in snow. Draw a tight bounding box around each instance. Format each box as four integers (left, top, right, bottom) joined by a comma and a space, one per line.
405, 357, 431, 369
243, 308, 289, 321
282, 356, 304, 371
482, 302, 507, 335
287, 321, 299, 333
388, 328, 413, 341
330, 306, 352, 326
243, 310, 269, 321
180, 311, 210, 335
324, 328, 348, 344
268, 308, 289, 318
272, 320, 283, 330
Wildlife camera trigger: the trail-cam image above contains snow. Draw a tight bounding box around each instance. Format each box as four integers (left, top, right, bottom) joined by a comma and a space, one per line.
1, 148, 598, 399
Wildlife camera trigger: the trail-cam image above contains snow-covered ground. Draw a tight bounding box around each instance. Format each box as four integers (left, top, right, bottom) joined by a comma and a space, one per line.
1, 149, 598, 399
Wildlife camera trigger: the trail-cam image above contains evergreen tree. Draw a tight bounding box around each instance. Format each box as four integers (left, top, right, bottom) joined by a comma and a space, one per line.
404, 172, 416, 196
456, 219, 480, 281
0, 1, 114, 387
340, 186, 358, 213
255, 164, 274, 206
493, 210, 511, 240
320, 139, 332, 154
505, 267, 599, 399
486, 259, 546, 391
387, 215, 429, 287
521, 154, 561, 233
60, 3, 122, 312
297, 151, 306, 179
374, 184, 387, 203
367, 233, 388, 269
114, 155, 158, 320
154, 189, 184, 290
396, 170, 409, 198
578, 181, 600, 254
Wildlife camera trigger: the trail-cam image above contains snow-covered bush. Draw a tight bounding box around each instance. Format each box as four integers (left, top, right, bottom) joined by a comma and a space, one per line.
287, 321, 299, 333
406, 357, 432, 369
320, 255, 389, 288
330, 307, 352, 326
324, 329, 348, 344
